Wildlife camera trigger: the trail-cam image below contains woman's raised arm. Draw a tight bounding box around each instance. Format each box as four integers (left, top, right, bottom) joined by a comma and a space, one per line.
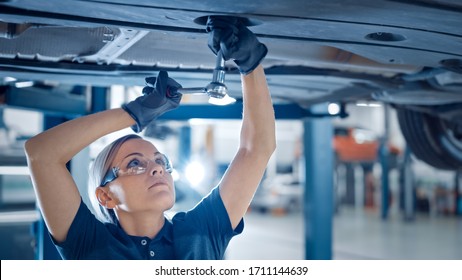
219, 65, 276, 229
25, 71, 182, 242
25, 109, 135, 242
206, 17, 276, 229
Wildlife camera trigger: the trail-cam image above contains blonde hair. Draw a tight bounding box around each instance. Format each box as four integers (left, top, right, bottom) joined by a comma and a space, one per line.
88, 134, 142, 224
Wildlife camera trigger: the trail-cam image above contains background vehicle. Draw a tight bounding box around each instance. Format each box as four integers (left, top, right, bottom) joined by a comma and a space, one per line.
0, 0, 461, 170
251, 174, 303, 214
333, 126, 400, 166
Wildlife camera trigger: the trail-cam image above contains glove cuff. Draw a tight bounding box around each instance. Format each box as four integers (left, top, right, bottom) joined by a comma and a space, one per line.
122, 104, 143, 133
236, 43, 268, 75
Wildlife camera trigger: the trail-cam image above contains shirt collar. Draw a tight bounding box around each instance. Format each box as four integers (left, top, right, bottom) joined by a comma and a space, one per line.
117, 217, 173, 244
153, 218, 173, 244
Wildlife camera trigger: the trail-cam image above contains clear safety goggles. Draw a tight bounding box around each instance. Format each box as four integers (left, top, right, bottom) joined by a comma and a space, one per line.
100, 153, 173, 186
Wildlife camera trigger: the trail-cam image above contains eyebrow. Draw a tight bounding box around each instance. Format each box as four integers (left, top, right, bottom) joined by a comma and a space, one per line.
122, 152, 143, 160
123, 151, 161, 160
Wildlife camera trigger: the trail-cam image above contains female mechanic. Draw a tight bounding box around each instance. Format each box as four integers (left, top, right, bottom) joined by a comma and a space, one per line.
25, 17, 275, 259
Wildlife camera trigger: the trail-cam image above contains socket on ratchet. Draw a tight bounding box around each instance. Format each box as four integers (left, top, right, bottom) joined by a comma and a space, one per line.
177, 49, 228, 99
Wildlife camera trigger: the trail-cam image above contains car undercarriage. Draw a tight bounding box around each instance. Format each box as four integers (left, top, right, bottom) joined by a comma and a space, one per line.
1, 0, 462, 169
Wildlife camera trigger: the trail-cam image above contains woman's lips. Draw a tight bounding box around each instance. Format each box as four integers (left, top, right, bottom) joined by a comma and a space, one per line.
148, 179, 168, 189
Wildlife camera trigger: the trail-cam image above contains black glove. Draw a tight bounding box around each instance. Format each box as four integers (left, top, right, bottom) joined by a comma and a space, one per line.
206, 16, 268, 75
122, 71, 182, 133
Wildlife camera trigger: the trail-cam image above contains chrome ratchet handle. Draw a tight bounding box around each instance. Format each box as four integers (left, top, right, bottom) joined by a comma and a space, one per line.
177, 50, 228, 99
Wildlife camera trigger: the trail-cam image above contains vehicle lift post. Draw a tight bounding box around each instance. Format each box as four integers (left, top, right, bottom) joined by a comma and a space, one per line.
402, 146, 415, 221
379, 104, 391, 220
303, 103, 334, 260
455, 170, 462, 216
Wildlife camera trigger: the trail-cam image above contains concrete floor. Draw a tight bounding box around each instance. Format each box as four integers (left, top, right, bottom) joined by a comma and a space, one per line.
226, 207, 462, 260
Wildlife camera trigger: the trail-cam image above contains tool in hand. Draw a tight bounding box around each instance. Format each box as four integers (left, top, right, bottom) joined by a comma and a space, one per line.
177, 49, 229, 99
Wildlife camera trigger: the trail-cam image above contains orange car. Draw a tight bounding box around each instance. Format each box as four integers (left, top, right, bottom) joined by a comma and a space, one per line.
333, 126, 401, 164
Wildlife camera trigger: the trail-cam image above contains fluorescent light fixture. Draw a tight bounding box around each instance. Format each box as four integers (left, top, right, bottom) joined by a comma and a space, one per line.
356, 102, 382, 107
208, 95, 236, 106
4, 77, 17, 82
15, 81, 34, 88
0, 166, 30, 175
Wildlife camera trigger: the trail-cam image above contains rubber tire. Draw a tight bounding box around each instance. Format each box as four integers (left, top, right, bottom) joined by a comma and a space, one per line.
397, 107, 462, 170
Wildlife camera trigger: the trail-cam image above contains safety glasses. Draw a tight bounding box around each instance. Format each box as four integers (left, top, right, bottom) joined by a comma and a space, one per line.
100, 153, 172, 186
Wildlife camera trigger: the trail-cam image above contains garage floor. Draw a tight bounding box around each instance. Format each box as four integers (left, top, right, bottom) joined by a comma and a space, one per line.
226, 207, 462, 260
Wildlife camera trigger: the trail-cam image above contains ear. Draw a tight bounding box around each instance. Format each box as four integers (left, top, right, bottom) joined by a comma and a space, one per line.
95, 187, 116, 209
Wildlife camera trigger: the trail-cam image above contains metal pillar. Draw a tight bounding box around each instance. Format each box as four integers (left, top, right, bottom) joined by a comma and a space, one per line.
402, 146, 415, 221
0, 108, 5, 205
455, 170, 462, 216
91, 86, 108, 113
344, 163, 355, 205
379, 105, 390, 220
303, 104, 334, 260
178, 126, 191, 173
362, 163, 374, 208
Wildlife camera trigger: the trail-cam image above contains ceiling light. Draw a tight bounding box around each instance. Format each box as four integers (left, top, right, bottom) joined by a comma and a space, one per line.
4, 77, 17, 83
15, 81, 34, 88
356, 102, 382, 107
328, 103, 340, 115
171, 169, 180, 181
185, 161, 205, 187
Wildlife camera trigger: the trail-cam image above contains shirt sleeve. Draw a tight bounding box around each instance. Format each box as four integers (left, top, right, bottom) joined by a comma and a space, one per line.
195, 186, 244, 235
172, 187, 244, 259
52, 199, 109, 259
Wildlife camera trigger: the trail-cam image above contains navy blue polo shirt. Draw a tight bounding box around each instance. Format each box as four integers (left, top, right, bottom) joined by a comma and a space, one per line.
53, 187, 244, 259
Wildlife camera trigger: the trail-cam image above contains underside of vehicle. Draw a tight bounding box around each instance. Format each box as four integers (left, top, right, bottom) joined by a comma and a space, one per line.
1, 0, 462, 169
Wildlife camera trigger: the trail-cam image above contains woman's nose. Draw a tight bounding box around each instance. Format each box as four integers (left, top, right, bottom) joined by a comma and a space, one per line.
149, 160, 164, 176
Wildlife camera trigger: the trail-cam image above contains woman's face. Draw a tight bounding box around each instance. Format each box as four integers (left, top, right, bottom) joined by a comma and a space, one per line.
105, 138, 175, 214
